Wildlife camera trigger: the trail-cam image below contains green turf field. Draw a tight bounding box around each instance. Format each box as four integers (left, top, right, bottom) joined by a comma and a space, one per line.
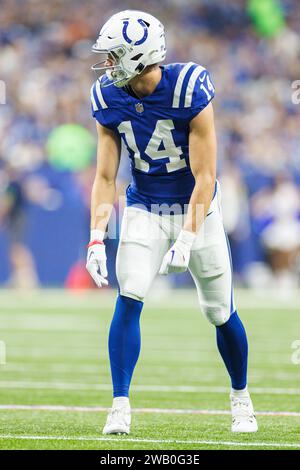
0, 289, 300, 450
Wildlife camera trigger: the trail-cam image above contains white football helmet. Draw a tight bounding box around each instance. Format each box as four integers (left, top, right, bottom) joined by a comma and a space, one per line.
92, 10, 166, 88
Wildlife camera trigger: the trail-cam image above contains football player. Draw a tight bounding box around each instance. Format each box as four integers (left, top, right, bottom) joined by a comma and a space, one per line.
87, 10, 258, 435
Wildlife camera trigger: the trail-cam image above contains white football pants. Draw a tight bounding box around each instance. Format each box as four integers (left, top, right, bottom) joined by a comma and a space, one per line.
116, 183, 234, 326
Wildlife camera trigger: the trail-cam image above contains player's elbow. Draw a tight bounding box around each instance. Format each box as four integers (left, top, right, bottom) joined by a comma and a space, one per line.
95, 170, 117, 188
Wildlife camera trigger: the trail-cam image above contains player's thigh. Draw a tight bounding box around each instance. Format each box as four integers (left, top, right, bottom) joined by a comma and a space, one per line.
116, 207, 169, 301
189, 204, 234, 326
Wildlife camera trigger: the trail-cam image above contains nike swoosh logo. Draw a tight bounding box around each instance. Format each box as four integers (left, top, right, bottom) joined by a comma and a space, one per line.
171, 249, 185, 263
206, 211, 213, 217
88, 251, 94, 261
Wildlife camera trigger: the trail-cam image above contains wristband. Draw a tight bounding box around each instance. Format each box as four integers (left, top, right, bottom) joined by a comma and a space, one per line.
87, 240, 104, 248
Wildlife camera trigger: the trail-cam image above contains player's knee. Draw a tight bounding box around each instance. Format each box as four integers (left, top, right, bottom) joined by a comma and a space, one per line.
201, 302, 230, 326
118, 272, 149, 302
119, 287, 144, 302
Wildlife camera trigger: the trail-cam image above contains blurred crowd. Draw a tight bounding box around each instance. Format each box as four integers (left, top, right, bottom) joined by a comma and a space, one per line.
0, 0, 300, 289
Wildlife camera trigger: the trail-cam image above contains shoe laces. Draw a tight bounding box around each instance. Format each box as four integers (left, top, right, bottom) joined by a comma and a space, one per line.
231, 396, 254, 419
108, 406, 129, 423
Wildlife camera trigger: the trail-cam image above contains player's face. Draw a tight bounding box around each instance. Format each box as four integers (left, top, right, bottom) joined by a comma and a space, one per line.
92, 47, 129, 88
104, 53, 117, 68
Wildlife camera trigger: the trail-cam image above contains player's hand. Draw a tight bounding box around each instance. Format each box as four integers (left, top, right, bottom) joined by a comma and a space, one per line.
159, 230, 196, 275
86, 240, 108, 287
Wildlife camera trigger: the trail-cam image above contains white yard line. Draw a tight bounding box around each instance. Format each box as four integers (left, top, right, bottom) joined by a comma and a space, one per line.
0, 404, 299, 417
0, 434, 299, 448
1, 380, 300, 395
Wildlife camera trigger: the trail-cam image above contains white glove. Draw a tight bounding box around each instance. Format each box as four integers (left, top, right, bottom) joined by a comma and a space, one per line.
86, 230, 108, 287
159, 230, 196, 275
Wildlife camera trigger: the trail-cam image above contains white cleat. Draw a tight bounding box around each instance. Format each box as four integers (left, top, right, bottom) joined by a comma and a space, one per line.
103, 399, 131, 435
230, 392, 258, 433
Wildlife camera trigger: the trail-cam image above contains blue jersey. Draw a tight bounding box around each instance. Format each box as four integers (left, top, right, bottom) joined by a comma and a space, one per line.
91, 62, 215, 211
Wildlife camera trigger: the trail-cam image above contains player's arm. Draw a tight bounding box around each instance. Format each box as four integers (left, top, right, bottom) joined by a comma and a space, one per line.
184, 102, 216, 233
86, 121, 121, 287
159, 103, 216, 275
91, 122, 121, 232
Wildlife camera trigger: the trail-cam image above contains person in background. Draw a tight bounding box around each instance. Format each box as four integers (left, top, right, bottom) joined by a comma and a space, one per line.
252, 173, 300, 289
0, 165, 38, 288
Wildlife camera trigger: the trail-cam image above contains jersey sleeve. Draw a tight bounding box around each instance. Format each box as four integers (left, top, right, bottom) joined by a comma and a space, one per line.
90, 79, 114, 129
188, 66, 215, 119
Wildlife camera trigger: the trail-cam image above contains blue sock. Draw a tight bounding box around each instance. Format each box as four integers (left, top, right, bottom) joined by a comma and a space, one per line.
108, 295, 143, 398
216, 311, 248, 390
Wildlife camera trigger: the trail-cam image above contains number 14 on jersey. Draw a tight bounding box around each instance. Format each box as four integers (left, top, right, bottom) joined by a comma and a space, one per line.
118, 119, 187, 173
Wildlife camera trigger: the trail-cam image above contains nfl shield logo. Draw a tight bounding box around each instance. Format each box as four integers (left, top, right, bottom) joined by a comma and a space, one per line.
135, 102, 144, 114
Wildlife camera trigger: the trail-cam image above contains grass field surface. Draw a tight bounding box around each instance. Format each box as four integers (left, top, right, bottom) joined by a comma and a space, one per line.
0, 289, 299, 450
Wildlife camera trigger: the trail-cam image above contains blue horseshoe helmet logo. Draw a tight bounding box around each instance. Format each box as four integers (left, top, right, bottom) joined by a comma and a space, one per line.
122, 19, 148, 46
